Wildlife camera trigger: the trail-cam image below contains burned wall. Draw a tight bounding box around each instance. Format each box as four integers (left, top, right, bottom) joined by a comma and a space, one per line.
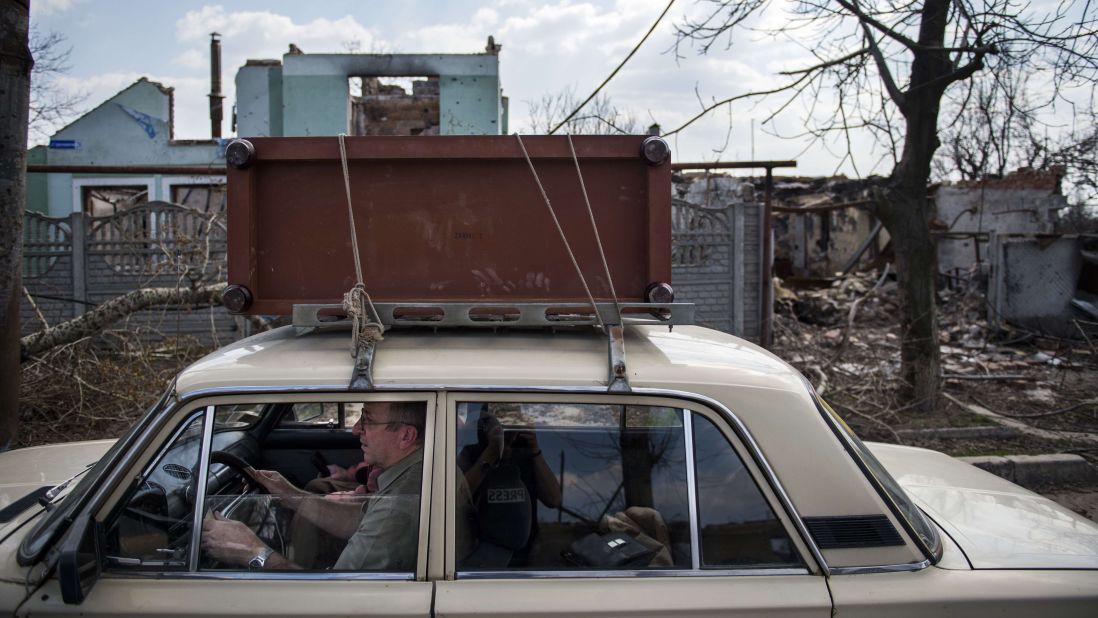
768, 177, 888, 279
352, 77, 441, 136
934, 168, 1067, 277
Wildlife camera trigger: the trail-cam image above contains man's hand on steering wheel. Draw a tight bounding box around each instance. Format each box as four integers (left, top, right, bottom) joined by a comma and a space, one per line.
253, 469, 305, 498
200, 510, 268, 566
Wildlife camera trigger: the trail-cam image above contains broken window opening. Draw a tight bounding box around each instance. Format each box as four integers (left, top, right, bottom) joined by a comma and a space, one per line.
349, 75, 440, 136
83, 186, 149, 217
171, 184, 227, 216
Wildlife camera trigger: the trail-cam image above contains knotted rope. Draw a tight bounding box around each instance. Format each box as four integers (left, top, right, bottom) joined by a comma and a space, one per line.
338, 134, 384, 355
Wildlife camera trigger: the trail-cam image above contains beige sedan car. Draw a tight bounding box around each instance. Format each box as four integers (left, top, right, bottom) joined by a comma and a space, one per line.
2, 324, 1097, 617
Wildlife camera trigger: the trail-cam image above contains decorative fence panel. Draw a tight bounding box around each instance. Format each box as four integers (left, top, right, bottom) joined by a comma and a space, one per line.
21, 202, 238, 347
671, 198, 764, 341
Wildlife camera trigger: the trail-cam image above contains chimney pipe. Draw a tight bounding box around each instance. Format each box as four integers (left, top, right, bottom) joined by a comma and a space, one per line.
209, 32, 224, 139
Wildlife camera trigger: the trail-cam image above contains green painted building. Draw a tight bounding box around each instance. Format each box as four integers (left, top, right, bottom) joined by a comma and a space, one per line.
28, 45, 506, 217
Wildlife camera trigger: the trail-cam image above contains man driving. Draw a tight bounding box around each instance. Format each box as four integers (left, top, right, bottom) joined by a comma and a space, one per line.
201, 401, 426, 570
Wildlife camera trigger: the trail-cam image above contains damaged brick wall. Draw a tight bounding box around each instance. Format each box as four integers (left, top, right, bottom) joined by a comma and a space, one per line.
934, 167, 1067, 277
767, 177, 888, 279
351, 77, 441, 136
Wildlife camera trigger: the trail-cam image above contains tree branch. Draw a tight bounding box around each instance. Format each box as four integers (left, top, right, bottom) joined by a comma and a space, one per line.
859, 21, 907, 111
20, 284, 225, 361
836, 0, 920, 49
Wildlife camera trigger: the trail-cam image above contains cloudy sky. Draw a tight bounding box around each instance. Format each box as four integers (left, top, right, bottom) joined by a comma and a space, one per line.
27, 0, 1091, 179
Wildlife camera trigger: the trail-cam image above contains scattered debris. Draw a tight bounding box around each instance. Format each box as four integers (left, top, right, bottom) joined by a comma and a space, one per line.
772, 267, 1098, 469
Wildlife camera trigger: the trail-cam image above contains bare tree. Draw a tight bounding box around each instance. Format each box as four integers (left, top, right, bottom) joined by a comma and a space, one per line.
1, 0, 31, 450
671, 1, 1097, 410
526, 88, 638, 135
934, 67, 1039, 181
27, 25, 83, 145
934, 66, 1097, 194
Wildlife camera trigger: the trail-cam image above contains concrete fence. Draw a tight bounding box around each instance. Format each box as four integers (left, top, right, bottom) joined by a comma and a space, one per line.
20, 202, 238, 346
670, 198, 765, 341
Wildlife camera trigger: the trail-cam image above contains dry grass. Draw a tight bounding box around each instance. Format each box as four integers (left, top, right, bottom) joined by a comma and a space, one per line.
17, 331, 213, 448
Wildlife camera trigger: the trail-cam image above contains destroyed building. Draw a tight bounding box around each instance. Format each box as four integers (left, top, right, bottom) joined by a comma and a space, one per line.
21, 39, 508, 342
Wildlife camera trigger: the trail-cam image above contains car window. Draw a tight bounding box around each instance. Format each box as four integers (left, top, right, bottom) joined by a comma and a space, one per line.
454, 401, 807, 575
455, 402, 692, 572
277, 402, 359, 429
103, 413, 206, 570
692, 414, 802, 568
816, 396, 942, 561
198, 400, 426, 573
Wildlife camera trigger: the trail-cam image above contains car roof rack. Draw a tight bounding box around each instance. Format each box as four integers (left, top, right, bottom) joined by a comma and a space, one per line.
293, 301, 694, 392
291, 301, 694, 331
223, 135, 684, 393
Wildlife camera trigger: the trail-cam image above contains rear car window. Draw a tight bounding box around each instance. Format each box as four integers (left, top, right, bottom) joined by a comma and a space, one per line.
455, 401, 801, 573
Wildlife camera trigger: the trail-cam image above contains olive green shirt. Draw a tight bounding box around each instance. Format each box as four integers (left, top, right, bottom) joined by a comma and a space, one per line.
334, 449, 423, 571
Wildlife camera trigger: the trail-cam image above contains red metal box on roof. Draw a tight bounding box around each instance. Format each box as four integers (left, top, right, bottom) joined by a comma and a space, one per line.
226, 135, 671, 316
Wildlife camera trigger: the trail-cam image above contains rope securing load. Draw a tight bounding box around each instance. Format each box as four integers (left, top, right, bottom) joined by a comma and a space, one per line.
515, 133, 623, 329
337, 134, 384, 355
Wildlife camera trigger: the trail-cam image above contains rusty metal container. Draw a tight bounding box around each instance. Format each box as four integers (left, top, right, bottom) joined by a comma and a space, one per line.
226, 135, 671, 315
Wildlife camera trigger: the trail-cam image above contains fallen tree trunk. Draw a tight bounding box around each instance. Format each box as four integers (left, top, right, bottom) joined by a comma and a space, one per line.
20, 284, 225, 361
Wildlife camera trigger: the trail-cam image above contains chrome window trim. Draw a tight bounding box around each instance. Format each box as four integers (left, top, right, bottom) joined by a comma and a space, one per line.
104, 571, 415, 581
188, 405, 217, 571
683, 411, 701, 570
805, 377, 941, 566
456, 567, 811, 580
102, 407, 208, 571
828, 559, 932, 575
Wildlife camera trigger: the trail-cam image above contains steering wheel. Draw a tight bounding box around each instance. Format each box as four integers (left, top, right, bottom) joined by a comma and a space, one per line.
210, 450, 267, 495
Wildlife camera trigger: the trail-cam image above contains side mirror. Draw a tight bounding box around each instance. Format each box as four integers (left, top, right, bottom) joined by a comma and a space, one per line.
58, 513, 104, 605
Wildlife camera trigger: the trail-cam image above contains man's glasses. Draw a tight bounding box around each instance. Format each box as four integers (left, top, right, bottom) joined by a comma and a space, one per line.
354, 413, 404, 429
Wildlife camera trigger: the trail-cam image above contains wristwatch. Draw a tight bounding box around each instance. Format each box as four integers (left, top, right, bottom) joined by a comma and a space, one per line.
248, 546, 274, 569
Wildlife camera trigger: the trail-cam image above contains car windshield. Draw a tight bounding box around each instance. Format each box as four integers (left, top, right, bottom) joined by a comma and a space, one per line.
816, 395, 943, 562
17, 385, 175, 566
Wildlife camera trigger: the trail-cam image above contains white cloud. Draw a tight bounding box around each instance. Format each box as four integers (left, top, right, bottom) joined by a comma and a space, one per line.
404, 23, 488, 54
33, 0, 81, 17
176, 6, 375, 48
174, 49, 205, 71
473, 8, 500, 28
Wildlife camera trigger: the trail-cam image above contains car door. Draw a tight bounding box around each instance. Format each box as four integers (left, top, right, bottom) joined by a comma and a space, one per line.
18, 393, 437, 618
432, 392, 832, 618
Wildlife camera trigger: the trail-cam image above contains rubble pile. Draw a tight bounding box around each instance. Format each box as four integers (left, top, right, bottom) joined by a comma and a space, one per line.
772, 268, 1098, 446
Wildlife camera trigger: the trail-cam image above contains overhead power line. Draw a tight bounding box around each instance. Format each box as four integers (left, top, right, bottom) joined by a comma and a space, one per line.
549, 0, 677, 135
